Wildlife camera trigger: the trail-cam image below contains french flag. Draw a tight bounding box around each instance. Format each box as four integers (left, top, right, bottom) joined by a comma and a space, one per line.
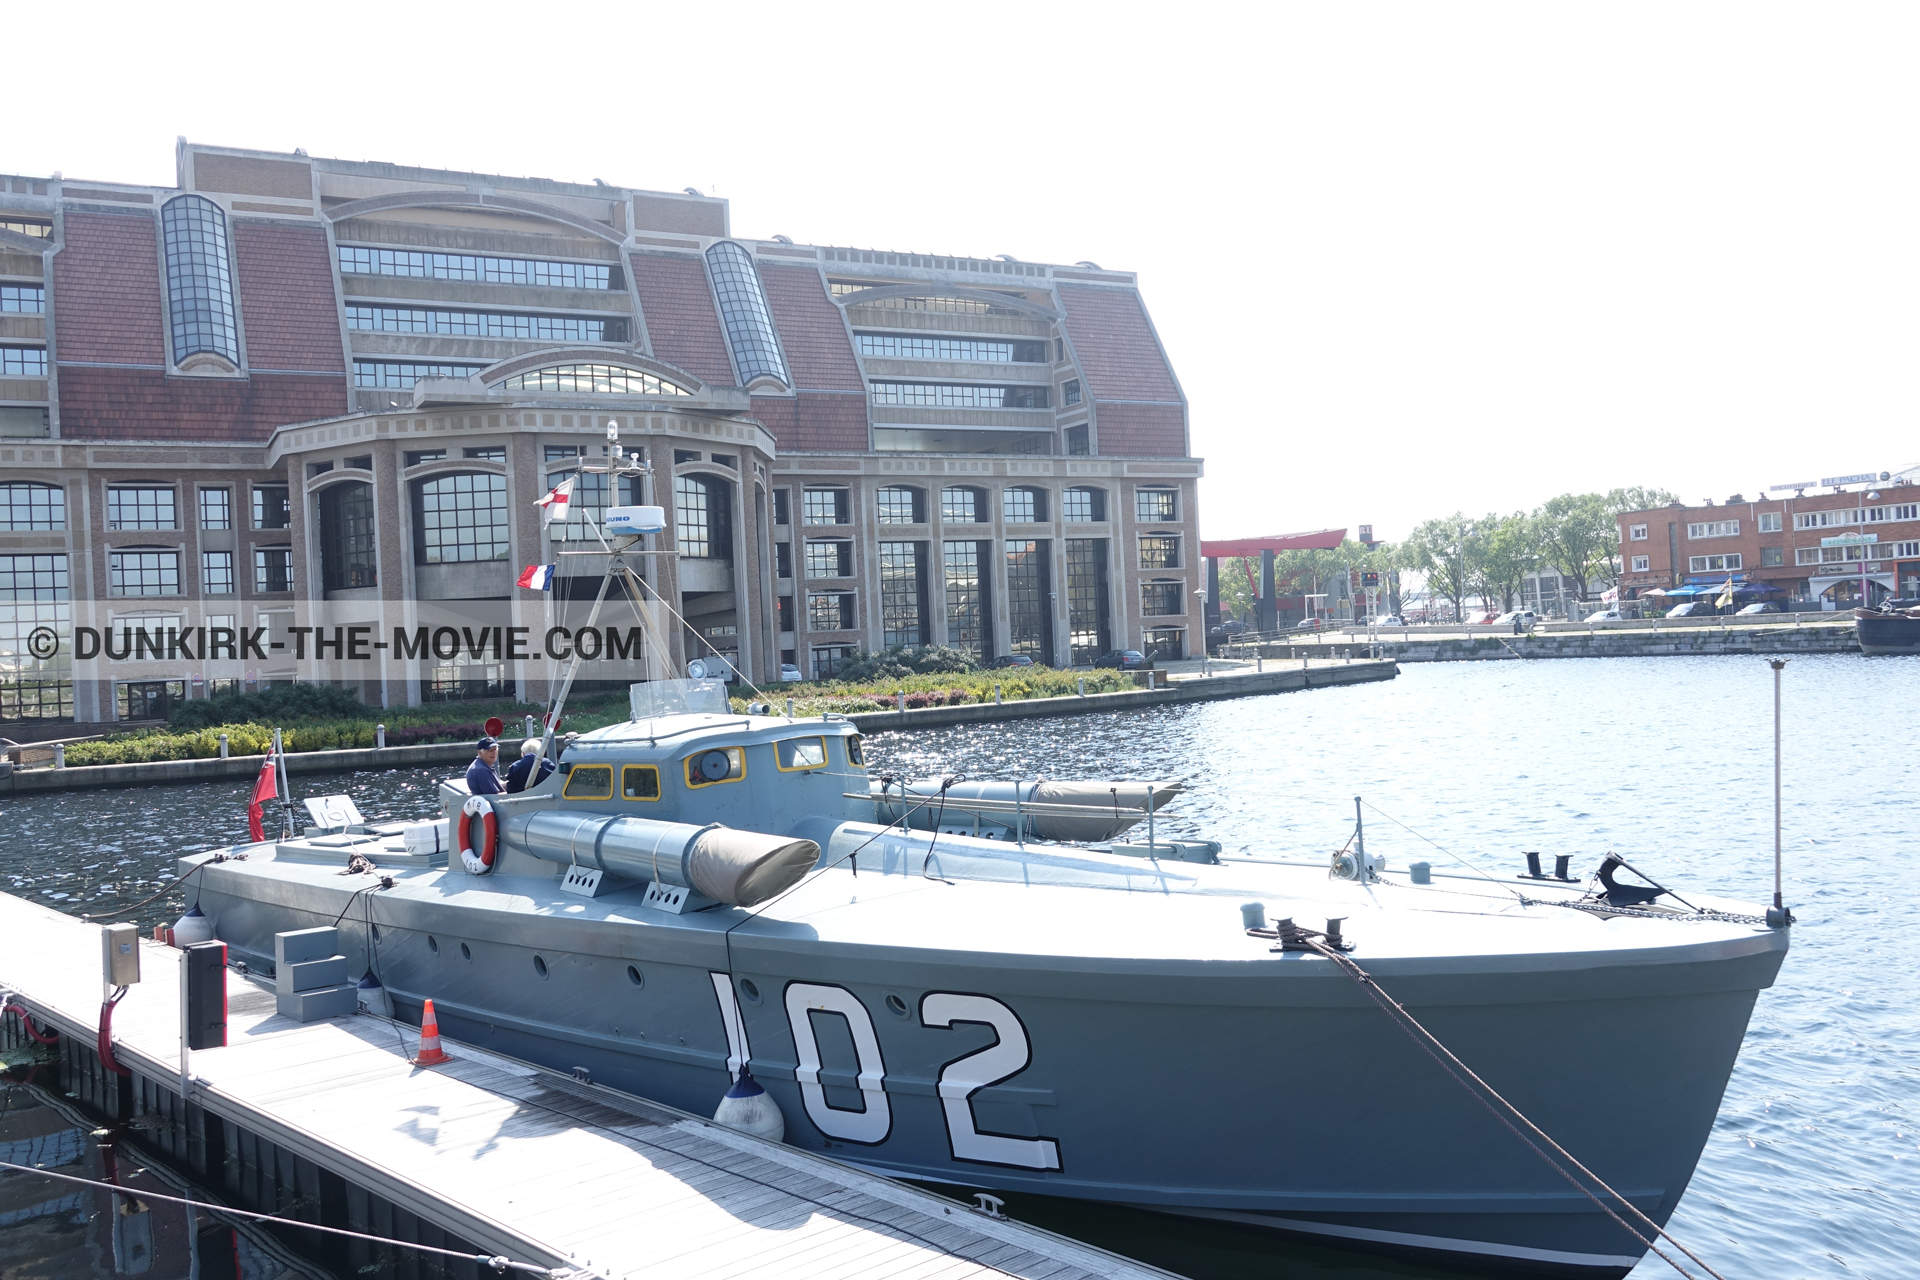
517, 564, 555, 591
537, 477, 575, 525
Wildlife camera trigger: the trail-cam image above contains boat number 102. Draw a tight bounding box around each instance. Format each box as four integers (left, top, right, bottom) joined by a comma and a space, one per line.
709, 974, 1062, 1171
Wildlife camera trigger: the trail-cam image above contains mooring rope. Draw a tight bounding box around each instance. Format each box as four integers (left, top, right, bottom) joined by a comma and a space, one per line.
1292, 934, 1727, 1280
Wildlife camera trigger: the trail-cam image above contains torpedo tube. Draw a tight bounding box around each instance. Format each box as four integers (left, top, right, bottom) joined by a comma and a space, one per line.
713, 1070, 785, 1141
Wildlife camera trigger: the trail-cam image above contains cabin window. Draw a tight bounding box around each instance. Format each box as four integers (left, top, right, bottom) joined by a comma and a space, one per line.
562, 764, 614, 800
622, 764, 661, 800
775, 737, 829, 771
844, 734, 865, 768
685, 746, 746, 788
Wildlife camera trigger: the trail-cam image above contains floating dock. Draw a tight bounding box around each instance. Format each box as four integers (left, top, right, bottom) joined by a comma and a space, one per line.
0, 893, 1178, 1280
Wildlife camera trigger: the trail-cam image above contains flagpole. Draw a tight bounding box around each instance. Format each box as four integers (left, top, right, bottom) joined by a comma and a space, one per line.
272, 727, 293, 838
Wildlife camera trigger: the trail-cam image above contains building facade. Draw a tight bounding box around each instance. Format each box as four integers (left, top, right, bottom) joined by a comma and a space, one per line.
1617, 476, 1920, 608
0, 143, 1200, 726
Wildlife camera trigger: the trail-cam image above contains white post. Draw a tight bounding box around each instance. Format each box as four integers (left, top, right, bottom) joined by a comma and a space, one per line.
375, 724, 386, 749
1770, 658, 1787, 923
179, 948, 190, 1108
994, 684, 1002, 705
785, 697, 794, 720
896, 690, 906, 713
216, 734, 227, 759
53, 742, 65, 768
1077, 676, 1086, 697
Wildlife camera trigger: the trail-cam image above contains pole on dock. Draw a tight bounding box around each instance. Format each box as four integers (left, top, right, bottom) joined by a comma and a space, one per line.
1768, 659, 1790, 925
216, 734, 227, 760
273, 728, 293, 838
375, 724, 385, 750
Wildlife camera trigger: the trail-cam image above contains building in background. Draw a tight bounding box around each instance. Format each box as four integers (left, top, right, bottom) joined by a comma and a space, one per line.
0, 143, 1201, 727
1616, 475, 1920, 609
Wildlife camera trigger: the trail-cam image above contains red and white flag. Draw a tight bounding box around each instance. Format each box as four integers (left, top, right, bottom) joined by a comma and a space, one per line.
516, 563, 555, 591
247, 754, 277, 842
537, 478, 575, 525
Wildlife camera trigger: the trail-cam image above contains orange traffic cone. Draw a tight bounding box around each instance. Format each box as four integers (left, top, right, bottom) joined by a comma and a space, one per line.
412, 999, 452, 1066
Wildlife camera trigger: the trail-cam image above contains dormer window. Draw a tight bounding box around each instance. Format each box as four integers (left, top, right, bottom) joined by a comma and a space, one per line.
160, 195, 241, 372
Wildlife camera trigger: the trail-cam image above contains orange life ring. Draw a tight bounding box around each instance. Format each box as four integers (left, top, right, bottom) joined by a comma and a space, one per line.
458, 795, 498, 873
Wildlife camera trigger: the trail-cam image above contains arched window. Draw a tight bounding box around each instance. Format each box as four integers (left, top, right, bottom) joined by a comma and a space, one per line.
0, 482, 65, 531
704, 242, 790, 387
411, 473, 509, 564
875, 485, 926, 524
496, 364, 690, 396
1002, 486, 1047, 523
160, 195, 240, 367
1062, 486, 1106, 523
675, 474, 732, 561
318, 481, 377, 591
940, 486, 988, 523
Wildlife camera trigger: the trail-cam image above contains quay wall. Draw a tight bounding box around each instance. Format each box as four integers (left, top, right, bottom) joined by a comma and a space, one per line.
0, 661, 1398, 794
1255, 625, 1856, 663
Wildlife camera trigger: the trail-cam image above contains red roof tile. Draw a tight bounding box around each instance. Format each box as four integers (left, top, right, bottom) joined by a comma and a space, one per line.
759, 264, 862, 391
1057, 284, 1183, 403
629, 253, 733, 386
52, 212, 167, 365
56, 366, 347, 442
1094, 402, 1187, 458
235, 223, 345, 372
750, 392, 870, 453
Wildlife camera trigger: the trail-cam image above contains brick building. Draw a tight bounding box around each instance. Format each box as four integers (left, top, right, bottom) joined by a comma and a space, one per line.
1617, 476, 1920, 608
0, 142, 1201, 726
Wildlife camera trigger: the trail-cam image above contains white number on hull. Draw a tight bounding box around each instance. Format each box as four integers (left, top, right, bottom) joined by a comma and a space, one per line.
784, 982, 892, 1144
920, 993, 1061, 1170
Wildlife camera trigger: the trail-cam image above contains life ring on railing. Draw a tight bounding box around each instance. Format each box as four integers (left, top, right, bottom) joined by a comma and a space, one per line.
458, 795, 498, 875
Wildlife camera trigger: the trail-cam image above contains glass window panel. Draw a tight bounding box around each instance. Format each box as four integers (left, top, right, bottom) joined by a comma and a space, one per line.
943, 539, 988, 657
1135, 489, 1177, 521
1066, 538, 1110, 663
1138, 535, 1180, 569
319, 482, 378, 590
1141, 580, 1185, 615
252, 484, 290, 530
811, 645, 853, 679
106, 487, 176, 531
353, 361, 485, 389
202, 550, 234, 595
1062, 487, 1104, 523
109, 550, 181, 596
253, 548, 292, 593
1004, 539, 1051, 659
0, 483, 65, 531
941, 487, 983, 523
497, 363, 691, 397
878, 541, 926, 648
1143, 627, 1186, 660
344, 305, 618, 342
875, 487, 922, 524
704, 242, 790, 386
0, 285, 47, 313
870, 383, 1050, 409
412, 473, 509, 564
0, 553, 72, 724
805, 540, 852, 578
198, 488, 231, 530
160, 195, 239, 364
803, 489, 849, 525
853, 333, 1046, 362
337, 246, 613, 290
405, 450, 447, 466
675, 474, 734, 560
1002, 488, 1044, 523
0, 347, 48, 376
808, 592, 855, 631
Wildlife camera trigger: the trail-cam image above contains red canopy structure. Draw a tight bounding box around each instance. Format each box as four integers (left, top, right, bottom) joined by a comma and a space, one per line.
1200, 529, 1346, 558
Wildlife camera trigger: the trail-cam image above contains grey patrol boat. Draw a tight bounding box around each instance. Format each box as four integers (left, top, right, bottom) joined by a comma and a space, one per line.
180, 678, 1789, 1279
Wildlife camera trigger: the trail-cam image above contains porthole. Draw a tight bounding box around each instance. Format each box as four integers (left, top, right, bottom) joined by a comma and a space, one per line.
533, 955, 549, 978
370, 924, 381, 941
460, 942, 472, 960
627, 965, 645, 988
427, 936, 439, 955
885, 993, 909, 1017
738, 978, 761, 1004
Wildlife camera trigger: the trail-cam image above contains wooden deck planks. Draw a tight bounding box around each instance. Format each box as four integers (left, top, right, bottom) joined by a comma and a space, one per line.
0, 892, 1178, 1280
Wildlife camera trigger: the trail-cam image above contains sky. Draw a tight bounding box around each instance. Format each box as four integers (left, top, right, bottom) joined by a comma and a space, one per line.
14, 2, 1919, 544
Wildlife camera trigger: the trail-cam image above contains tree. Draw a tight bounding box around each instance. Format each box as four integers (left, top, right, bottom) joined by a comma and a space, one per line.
1472, 513, 1538, 614
1408, 514, 1478, 622
1533, 494, 1618, 601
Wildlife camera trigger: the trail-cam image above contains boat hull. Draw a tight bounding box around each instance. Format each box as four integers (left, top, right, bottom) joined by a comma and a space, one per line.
191, 861, 1784, 1279
1854, 609, 1920, 654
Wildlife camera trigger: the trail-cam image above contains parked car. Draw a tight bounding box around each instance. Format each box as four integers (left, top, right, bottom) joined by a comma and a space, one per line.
1493, 610, 1538, 627
990, 654, 1038, 668
1468, 611, 1500, 625
1094, 649, 1149, 670
779, 663, 803, 682
1584, 609, 1622, 622
1735, 601, 1782, 615
1292, 618, 1325, 633
1666, 602, 1714, 618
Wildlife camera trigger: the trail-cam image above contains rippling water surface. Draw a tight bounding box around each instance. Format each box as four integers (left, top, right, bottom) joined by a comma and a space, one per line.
2, 655, 1912, 1279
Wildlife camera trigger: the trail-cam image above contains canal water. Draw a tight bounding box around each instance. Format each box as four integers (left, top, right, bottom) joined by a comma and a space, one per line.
1, 654, 1912, 1279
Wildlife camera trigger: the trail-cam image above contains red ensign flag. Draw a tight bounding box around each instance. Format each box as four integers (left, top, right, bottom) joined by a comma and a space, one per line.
247, 755, 277, 842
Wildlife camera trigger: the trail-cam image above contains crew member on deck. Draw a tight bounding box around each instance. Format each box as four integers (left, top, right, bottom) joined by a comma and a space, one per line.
506, 738, 556, 793
467, 737, 503, 795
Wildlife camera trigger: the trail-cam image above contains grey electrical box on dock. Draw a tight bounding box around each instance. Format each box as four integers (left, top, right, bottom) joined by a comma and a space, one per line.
101, 922, 140, 986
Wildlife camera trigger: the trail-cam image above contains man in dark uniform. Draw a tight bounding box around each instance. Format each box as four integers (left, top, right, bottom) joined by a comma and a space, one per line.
466, 737, 503, 795
505, 738, 555, 793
